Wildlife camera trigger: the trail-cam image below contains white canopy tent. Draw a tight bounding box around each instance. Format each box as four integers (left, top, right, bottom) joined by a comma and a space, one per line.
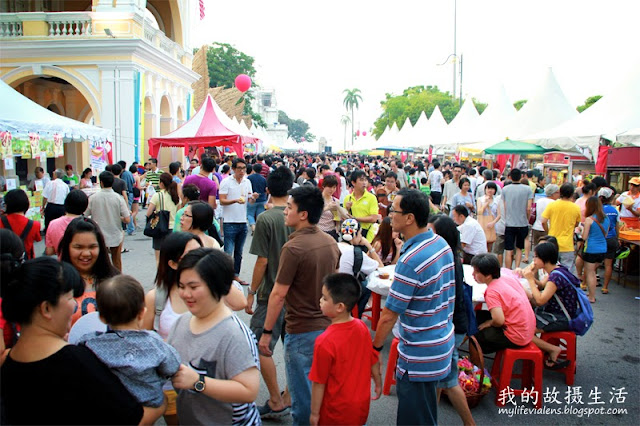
422, 105, 450, 148
527, 64, 640, 158
0, 79, 111, 142
442, 98, 480, 146
405, 111, 429, 148
388, 117, 413, 149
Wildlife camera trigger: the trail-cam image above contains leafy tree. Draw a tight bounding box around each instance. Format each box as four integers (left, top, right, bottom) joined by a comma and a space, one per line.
278, 110, 315, 142
340, 115, 351, 151
513, 99, 527, 111
576, 95, 602, 113
343, 88, 363, 146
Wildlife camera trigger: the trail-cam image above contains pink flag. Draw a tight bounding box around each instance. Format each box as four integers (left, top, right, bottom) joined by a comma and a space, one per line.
199, 0, 205, 20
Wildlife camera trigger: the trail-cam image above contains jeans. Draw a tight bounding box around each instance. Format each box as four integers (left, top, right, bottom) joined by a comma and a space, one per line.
396, 374, 438, 426
284, 330, 324, 426
223, 222, 248, 275
559, 251, 576, 273
246, 201, 266, 226
126, 193, 135, 234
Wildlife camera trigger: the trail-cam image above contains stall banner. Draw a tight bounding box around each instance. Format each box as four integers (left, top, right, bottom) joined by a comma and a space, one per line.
53, 134, 64, 158
89, 141, 113, 171
29, 133, 40, 158
1, 131, 12, 160
12, 138, 31, 158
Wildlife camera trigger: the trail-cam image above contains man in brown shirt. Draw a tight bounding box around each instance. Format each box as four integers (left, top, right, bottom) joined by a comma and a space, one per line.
258, 185, 340, 426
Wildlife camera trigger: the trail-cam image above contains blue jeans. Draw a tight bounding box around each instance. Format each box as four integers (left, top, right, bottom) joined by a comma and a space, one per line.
223, 222, 248, 275
397, 374, 438, 425
284, 330, 324, 426
246, 200, 266, 227
126, 193, 135, 234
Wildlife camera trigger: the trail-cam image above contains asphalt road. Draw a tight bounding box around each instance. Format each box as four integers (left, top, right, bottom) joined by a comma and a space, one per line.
35, 216, 640, 426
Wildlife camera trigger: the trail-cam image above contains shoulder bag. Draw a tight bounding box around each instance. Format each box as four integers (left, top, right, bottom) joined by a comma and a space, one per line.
144, 192, 171, 238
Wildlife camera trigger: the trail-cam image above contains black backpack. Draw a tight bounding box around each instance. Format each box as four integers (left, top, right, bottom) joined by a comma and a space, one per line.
353, 246, 372, 318
1, 216, 35, 259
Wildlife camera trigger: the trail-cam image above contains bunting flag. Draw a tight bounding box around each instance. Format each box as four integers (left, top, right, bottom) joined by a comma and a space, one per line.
199, 0, 205, 20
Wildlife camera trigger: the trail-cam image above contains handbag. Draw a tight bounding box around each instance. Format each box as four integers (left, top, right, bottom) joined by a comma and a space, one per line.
528, 201, 537, 225
144, 191, 170, 238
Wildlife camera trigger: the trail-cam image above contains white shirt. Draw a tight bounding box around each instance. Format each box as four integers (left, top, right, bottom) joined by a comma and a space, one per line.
219, 176, 253, 223
337, 243, 379, 276
533, 197, 555, 231
458, 216, 488, 255
42, 178, 70, 205
428, 170, 443, 192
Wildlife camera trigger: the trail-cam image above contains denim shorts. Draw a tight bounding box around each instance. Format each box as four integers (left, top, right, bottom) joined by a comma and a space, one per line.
437, 333, 465, 389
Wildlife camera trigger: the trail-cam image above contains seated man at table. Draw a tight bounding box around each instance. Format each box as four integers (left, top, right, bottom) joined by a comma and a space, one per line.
452, 205, 487, 264
471, 253, 536, 354
337, 219, 383, 317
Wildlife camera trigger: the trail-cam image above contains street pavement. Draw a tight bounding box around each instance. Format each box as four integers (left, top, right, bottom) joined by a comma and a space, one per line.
35, 217, 640, 425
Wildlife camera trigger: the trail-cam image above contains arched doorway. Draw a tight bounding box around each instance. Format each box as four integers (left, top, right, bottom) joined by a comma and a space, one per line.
10, 76, 93, 184
159, 95, 173, 136
144, 96, 156, 161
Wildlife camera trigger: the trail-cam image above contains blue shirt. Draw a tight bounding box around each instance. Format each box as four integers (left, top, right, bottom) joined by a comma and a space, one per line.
121, 170, 135, 193
603, 204, 619, 239
247, 173, 268, 202
585, 215, 610, 254
385, 230, 456, 382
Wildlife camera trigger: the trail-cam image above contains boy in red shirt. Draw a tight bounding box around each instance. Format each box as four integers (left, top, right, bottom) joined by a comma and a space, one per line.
309, 273, 381, 426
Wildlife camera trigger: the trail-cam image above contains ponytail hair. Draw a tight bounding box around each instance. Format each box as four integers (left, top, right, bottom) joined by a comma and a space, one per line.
1, 229, 25, 282
160, 172, 179, 205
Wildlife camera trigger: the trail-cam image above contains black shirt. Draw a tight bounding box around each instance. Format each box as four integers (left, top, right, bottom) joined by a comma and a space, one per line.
1, 344, 143, 425
112, 178, 127, 200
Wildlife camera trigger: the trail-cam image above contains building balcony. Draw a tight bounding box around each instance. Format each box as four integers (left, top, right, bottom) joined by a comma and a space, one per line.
0, 12, 190, 66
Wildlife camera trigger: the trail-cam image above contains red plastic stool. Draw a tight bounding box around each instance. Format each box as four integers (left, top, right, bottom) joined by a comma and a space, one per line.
540, 331, 577, 385
491, 342, 544, 409
382, 337, 399, 395
362, 293, 381, 330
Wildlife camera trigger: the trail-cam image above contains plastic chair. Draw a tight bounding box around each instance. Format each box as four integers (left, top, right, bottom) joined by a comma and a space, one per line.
383, 337, 399, 395
539, 331, 577, 385
491, 342, 544, 409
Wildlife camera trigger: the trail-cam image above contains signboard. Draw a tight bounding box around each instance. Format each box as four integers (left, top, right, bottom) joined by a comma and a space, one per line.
544, 152, 570, 166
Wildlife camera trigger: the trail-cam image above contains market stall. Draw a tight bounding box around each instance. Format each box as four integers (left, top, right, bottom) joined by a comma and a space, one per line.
605, 146, 640, 192
542, 151, 593, 185
148, 94, 260, 159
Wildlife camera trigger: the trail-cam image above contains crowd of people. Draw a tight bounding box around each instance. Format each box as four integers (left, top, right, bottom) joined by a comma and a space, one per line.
1, 151, 638, 425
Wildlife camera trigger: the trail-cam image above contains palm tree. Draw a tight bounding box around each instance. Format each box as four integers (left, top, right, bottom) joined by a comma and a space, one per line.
340, 114, 351, 151
343, 88, 362, 147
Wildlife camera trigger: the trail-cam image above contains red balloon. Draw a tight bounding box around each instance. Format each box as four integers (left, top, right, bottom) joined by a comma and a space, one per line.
356, 130, 360, 137
235, 74, 252, 92
362, 131, 367, 136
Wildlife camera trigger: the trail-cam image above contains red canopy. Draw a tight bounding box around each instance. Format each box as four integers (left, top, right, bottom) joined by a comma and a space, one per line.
148, 95, 259, 157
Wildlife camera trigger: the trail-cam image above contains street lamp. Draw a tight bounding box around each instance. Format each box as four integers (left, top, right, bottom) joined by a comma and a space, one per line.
436, 53, 463, 108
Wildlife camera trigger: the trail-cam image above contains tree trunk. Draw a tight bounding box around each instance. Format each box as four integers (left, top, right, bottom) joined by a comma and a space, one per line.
343, 123, 347, 151
351, 108, 355, 147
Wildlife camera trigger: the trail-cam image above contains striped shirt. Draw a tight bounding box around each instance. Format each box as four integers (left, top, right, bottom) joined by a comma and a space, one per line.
145, 169, 163, 189
385, 230, 456, 382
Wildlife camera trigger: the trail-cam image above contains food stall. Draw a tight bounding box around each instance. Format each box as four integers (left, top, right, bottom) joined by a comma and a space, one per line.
605, 146, 640, 192
542, 151, 594, 185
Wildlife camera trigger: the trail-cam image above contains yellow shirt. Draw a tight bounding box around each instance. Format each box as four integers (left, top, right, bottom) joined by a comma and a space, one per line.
344, 191, 379, 241
541, 199, 581, 252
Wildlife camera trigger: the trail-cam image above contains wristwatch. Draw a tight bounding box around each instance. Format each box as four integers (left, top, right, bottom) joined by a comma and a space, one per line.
262, 328, 273, 335
248, 289, 257, 295
194, 374, 206, 392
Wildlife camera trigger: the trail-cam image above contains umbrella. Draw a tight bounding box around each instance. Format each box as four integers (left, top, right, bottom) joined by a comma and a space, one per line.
484, 139, 549, 155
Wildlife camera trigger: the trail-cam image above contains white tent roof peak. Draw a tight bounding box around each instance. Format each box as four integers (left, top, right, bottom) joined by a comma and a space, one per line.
509, 67, 578, 138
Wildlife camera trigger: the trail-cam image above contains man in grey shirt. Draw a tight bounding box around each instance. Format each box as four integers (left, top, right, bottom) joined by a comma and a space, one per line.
501, 168, 533, 269
391, 160, 408, 188
441, 164, 462, 213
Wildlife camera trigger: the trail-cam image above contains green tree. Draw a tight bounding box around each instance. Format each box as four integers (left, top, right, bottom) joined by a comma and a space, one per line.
343, 88, 363, 147
513, 100, 527, 111
340, 115, 351, 151
576, 95, 602, 113
278, 110, 315, 142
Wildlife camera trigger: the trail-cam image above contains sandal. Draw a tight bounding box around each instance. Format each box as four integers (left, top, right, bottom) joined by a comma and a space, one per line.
257, 400, 290, 419
601, 288, 609, 294
545, 358, 570, 370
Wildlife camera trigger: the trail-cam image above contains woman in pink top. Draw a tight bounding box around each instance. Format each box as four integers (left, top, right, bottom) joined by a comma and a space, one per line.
575, 182, 595, 223
471, 253, 536, 354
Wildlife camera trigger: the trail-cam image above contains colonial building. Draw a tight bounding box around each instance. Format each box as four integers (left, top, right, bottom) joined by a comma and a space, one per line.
0, 0, 199, 179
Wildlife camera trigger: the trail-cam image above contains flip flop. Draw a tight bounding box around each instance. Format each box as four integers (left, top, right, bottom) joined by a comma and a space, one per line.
257, 400, 290, 419
121, 248, 130, 254
545, 359, 570, 370
601, 288, 609, 294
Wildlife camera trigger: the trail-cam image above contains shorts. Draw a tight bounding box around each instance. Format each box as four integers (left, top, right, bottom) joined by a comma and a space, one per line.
214, 204, 223, 220
579, 250, 605, 264
504, 226, 529, 251
163, 389, 178, 416
492, 234, 506, 254
605, 237, 619, 259
532, 229, 547, 246
250, 303, 286, 353
475, 310, 525, 354
437, 333, 464, 389
534, 307, 570, 332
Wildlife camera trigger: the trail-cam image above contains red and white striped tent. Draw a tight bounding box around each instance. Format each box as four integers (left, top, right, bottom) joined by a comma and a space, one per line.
148, 94, 259, 158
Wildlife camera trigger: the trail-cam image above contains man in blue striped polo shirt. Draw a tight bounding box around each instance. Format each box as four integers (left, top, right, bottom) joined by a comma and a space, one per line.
373, 188, 456, 425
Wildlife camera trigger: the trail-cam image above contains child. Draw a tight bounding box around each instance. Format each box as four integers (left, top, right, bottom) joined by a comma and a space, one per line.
420, 177, 431, 197
78, 275, 181, 408
309, 273, 382, 426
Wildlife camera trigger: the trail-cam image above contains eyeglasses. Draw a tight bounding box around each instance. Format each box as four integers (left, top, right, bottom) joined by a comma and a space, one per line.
389, 208, 409, 215
235, 166, 247, 170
